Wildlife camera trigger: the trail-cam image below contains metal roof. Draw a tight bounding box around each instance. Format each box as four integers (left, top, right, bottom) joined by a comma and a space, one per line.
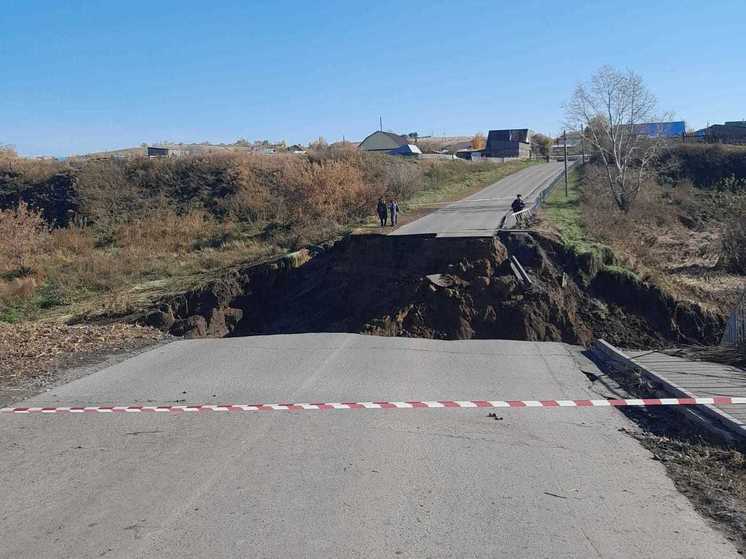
487, 129, 532, 144
358, 131, 408, 151
389, 144, 422, 155
632, 121, 686, 138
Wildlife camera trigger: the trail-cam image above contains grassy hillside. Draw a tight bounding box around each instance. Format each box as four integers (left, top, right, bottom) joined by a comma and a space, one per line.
0, 148, 534, 322
540, 160, 745, 313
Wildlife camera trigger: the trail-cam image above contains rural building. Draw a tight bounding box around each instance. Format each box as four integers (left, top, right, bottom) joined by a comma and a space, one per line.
632, 121, 686, 138
389, 144, 422, 157
147, 146, 170, 157
485, 129, 532, 159
441, 140, 472, 154
694, 121, 746, 144
455, 149, 484, 161
146, 146, 187, 158
551, 131, 584, 158
358, 131, 408, 152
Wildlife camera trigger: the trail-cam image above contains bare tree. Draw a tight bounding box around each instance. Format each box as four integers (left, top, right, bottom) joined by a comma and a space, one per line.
0, 144, 19, 175
566, 66, 667, 211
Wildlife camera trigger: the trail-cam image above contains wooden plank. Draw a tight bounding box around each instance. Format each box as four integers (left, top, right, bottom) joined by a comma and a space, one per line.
592, 340, 746, 441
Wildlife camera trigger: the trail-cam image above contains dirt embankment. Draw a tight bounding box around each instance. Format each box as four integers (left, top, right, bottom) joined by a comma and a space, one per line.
130, 232, 724, 348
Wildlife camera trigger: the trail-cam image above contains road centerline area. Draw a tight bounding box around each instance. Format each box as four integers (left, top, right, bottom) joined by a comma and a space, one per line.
391, 162, 565, 237
3, 396, 744, 415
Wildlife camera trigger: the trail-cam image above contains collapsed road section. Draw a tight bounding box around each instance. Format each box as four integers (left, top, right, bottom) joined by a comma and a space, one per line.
135, 232, 724, 348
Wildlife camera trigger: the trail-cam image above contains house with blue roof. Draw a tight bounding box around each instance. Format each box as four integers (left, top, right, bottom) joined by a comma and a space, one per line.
632, 121, 686, 138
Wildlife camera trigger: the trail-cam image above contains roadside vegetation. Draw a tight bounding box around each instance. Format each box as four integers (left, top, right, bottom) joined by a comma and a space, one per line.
0, 146, 533, 322
545, 65, 745, 315
541, 153, 745, 314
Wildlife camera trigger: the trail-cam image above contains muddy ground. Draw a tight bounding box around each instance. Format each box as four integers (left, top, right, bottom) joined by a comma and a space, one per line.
134, 231, 725, 348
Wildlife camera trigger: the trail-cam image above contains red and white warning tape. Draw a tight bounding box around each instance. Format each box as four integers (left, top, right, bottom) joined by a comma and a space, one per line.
2, 396, 745, 415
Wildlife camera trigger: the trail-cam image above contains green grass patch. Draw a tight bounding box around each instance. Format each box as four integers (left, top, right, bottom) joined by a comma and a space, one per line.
543, 168, 610, 255
543, 168, 585, 245
602, 264, 641, 283
0, 281, 69, 323
541, 168, 621, 277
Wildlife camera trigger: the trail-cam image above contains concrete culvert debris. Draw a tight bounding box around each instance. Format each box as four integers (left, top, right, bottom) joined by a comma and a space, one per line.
135, 232, 725, 348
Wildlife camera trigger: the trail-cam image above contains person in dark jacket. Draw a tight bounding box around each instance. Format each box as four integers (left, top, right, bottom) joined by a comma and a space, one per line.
376, 197, 388, 226
511, 194, 526, 214
511, 194, 527, 227
388, 199, 399, 226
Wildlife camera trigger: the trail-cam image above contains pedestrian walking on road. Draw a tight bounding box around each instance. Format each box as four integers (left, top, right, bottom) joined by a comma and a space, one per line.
377, 197, 387, 227
388, 199, 399, 226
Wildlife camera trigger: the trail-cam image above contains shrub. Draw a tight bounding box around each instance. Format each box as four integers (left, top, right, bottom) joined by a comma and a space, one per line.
114, 207, 225, 254
721, 200, 746, 273
715, 174, 746, 194
578, 164, 683, 272
658, 144, 746, 189
0, 154, 78, 227
530, 133, 553, 159
76, 160, 148, 231
1, 149, 512, 317
0, 202, 49, 274
383, 160, 424, 199
277, 158, 369, 224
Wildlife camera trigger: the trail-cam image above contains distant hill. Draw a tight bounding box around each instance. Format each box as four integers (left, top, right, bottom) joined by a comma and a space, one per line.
72, 142, 286, 160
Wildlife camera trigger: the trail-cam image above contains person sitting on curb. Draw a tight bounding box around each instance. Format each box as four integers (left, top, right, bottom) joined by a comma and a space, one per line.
511, 194, 527, 227
511, 194, 526, 214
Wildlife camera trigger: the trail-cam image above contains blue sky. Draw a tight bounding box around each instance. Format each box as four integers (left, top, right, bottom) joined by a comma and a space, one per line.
2, 0, 745, 157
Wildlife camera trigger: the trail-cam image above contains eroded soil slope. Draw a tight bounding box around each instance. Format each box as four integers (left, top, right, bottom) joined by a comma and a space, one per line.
135, 232, 724, 348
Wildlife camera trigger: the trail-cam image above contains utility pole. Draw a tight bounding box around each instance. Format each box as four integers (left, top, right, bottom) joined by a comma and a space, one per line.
563, 130, 569, 197
580, 133, 586, 164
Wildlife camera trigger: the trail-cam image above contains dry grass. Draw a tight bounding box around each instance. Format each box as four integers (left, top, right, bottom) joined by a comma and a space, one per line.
0, 321, 161, 382
1, 152, 515, 322
0, 321, 163, 405
554, 165, 745, 313
721, 199, 746, 274
0, 202, 49, 274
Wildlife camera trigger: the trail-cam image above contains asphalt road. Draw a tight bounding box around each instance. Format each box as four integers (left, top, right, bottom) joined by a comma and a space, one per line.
392, 161, 566, 237
0, 334, 737, 558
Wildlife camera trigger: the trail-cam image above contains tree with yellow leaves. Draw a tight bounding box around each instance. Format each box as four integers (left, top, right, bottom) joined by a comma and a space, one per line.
471, 133, 486, 150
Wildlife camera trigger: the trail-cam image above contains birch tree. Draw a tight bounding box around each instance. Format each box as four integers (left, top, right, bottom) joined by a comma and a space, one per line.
566, 66, 667, 211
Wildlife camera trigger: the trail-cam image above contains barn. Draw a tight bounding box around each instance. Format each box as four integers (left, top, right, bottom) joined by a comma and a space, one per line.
485, 129, 533, 159
358, 131, 408, 152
